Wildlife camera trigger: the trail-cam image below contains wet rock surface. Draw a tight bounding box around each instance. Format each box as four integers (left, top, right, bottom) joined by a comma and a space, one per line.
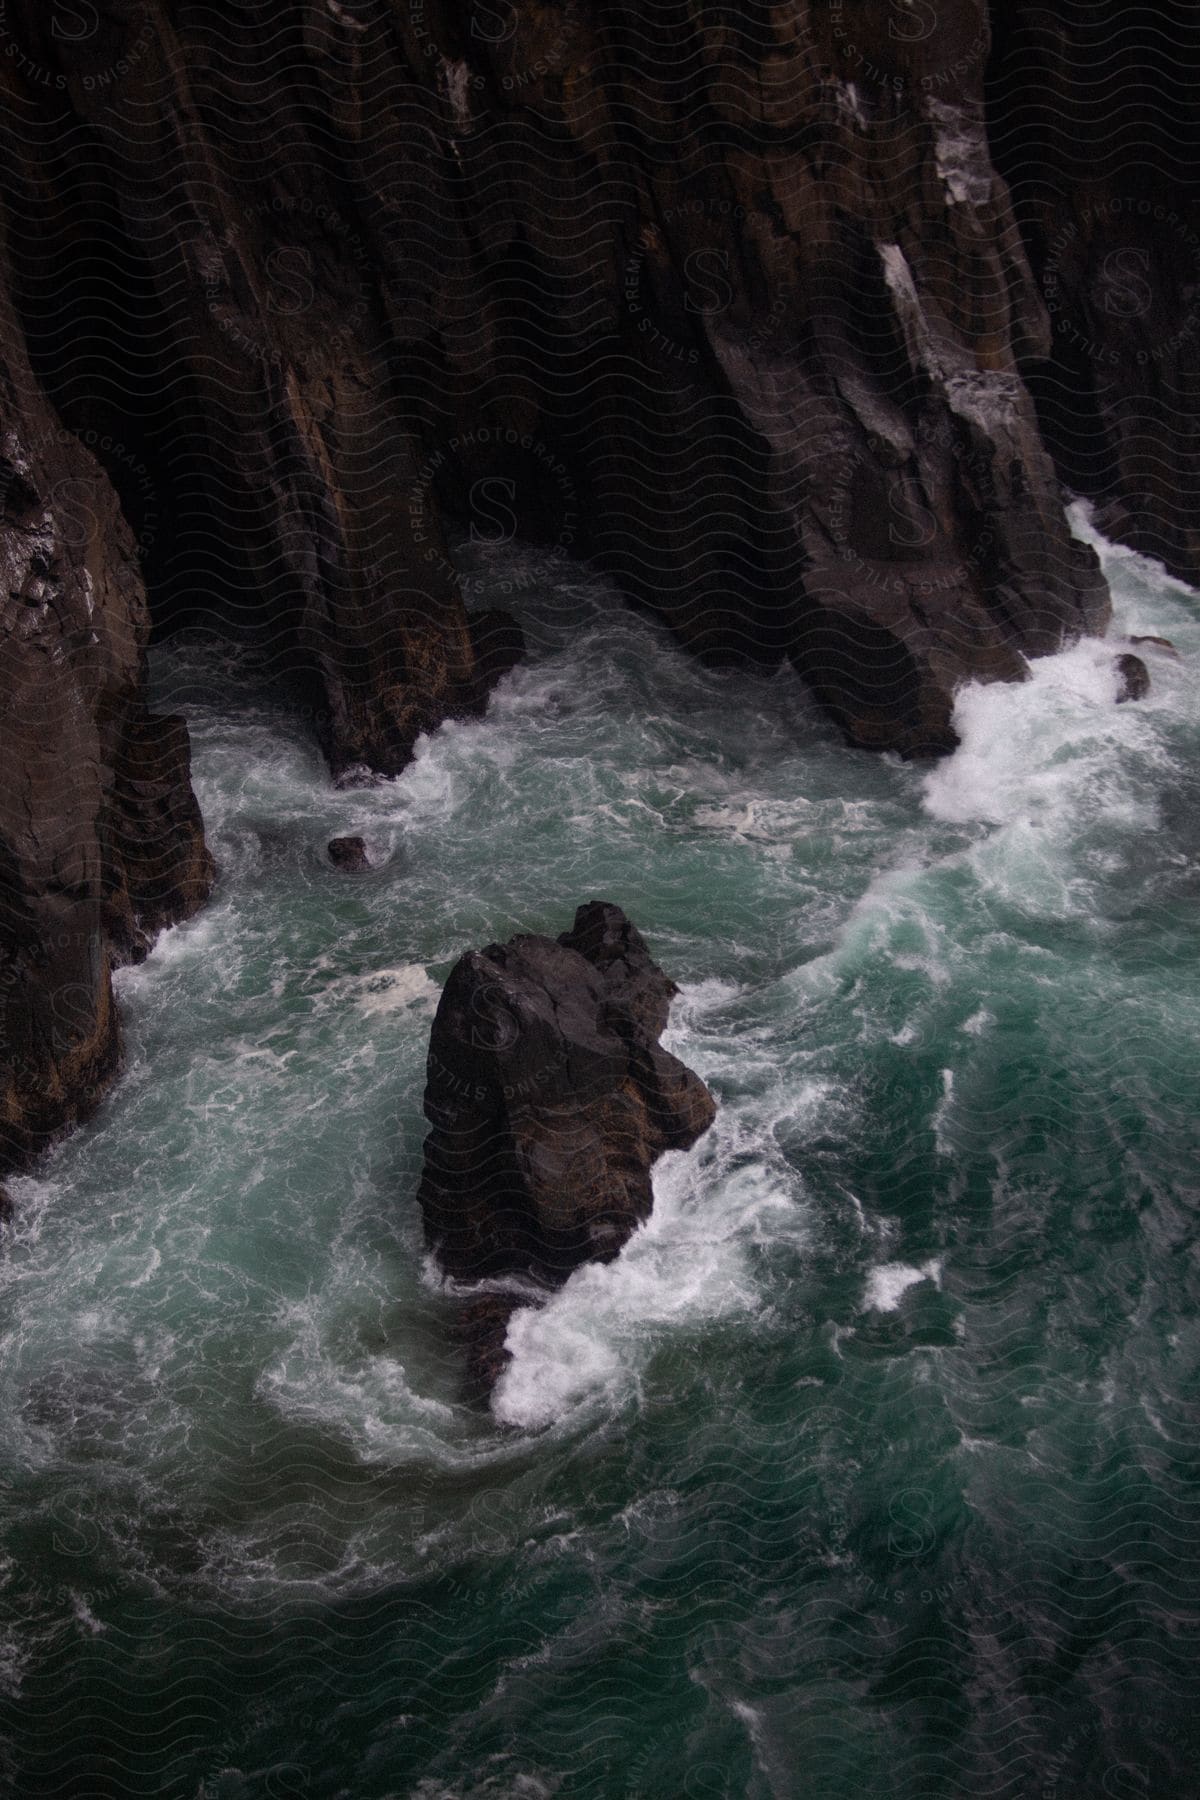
0, 0, 1122, 773
1129, 635, 1180, 660
328, 836, 371, 872
0, 86, 213, 1172
453, 1293, 537, 1410
418, 902, 716, 1397
987, 0, 1200, 585
1115, 653, 1151, 704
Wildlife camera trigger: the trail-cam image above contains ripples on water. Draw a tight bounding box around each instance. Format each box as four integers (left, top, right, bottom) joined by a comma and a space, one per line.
0, 508, 1198, 1797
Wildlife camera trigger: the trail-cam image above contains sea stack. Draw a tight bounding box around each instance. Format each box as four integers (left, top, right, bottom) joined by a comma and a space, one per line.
417, 902, 716, 1397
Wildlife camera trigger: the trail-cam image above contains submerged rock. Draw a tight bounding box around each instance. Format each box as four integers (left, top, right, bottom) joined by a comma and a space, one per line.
328, 836, 371, 871
417, 902, 716, 1397
1115, 654, 1151, 703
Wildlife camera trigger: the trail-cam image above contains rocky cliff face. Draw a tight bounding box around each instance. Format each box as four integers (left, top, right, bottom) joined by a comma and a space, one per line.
986, 0, 1200, 585
2, 0, 1115, 774
0, 52, 212, 1170
2, 0, 1194, 1171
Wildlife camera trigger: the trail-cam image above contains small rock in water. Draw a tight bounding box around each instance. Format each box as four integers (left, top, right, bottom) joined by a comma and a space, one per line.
1114, 653, 1151, 704
328, 835, 371, 870
0, 1187, 11, 1224
1129, 634, 1181, 659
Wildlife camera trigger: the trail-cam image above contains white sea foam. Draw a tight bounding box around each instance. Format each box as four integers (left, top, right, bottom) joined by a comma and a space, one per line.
662, 976, 745, 1033
113, 904, 225, 993
926, 505, 1193, 856
862, 1258, 943, 1313
932, 1068, 955, 1155
257, 1286, 464, 1468
1068, 496, 1200, 602
0, 1628, 26, 1698
348, 965, 440, 1017
68, 1590, 105, 1636
693, 796, 812, 841
493, 1124, 786, 1430
923, 634, 1157, 831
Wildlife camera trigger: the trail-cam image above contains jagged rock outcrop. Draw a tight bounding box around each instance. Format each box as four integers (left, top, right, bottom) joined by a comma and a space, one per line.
987, 0, 1200, 586
0, 2, 518, 783
0, 67, 213, 1170
387, 0, 1111, 756
0, 0, 1117, 771
418, 902, 715, 1393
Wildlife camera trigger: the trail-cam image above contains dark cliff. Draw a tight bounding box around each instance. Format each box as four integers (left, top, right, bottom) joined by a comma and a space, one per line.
0, 0, 1193, 1170
986, 0, 1200, 587
0, 48, 213, 1169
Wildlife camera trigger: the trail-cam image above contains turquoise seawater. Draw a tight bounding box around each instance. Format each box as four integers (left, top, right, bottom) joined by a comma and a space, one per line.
1, 509, 1198, 1797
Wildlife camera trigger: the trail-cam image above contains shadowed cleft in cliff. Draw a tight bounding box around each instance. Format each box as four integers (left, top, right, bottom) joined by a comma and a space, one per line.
417, 902, 716, 1403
